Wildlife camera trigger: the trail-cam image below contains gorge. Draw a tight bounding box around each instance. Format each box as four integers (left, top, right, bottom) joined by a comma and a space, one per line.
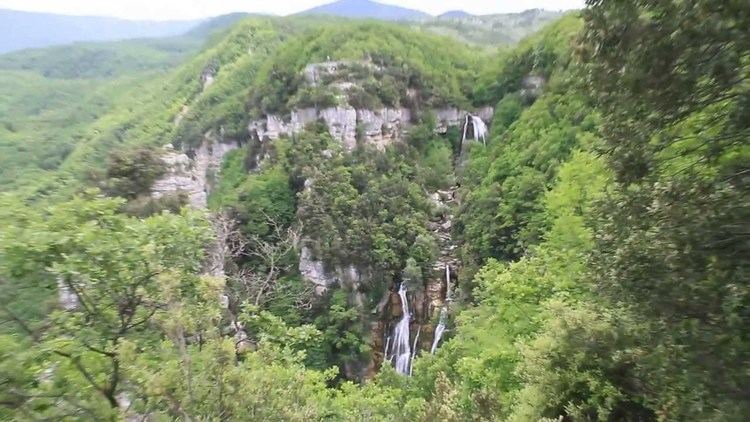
1, 3, 746, 420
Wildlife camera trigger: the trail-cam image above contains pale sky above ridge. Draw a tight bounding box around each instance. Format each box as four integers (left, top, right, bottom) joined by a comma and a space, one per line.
0, 0, 584, 21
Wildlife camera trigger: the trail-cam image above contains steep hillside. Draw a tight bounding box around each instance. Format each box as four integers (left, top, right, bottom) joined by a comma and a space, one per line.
0, 3, 747, 420
0, 13, 249, 79
0, 14, 262, 193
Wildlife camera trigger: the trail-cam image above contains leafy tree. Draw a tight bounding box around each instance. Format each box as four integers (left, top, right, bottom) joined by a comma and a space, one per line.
0, 193, 212, 418
104, 146, 165, 199
576, 0, 750, 417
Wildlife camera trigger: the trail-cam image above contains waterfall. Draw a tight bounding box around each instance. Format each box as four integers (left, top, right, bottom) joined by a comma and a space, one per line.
430, 307, 448, 354
409, 326, 420, 376
388, 284, 412, 375
431, 264, 452, 354
445, 264, 452, 301
460, 114, 489, 145
471, 115, 488, 145
461, 115, 470, 145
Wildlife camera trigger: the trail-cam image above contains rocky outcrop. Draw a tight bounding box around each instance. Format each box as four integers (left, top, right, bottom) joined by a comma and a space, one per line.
298, 245, 368, 302
433, 107, 463, 134
201, 66, 216, 91
476, 106, 494, 122
151, 138, 239, 281
521, 75, 545, 100
248, 106, 492, 152
357, 108, 412, 150
299, 246, 335, 295
319, 107, 357, 151
151, 140, 239, 209
303, 60, 377, 86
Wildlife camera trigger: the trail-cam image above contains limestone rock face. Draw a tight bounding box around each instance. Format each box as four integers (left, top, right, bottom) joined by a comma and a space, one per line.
265, 115, 290, 140
201, 74, 215, 91
477, 106, 495, 122
521, 75, 546, 100
151, 140, 239, 209
357, 108, 411, 150
291, 107, 319, 133
320, 106, 357, 151
249, 106, 491, 152
299, 246, 336, 295
433, 107, 462, 133
248, 115, 290, 142
303, 61, 344, 86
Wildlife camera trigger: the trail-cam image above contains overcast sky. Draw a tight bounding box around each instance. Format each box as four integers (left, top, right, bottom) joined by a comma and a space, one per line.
0, 0, 584, 21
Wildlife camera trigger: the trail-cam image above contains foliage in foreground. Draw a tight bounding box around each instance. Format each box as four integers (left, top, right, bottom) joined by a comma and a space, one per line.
0, 1, 748, 420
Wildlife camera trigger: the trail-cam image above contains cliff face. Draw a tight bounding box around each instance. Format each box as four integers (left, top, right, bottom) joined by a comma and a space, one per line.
151, 139, 239, 209
369, 186, 459, 376
150, 137, 247, 349
249, 105, 493, 153
248, 60, 493, 153
151, 56, 491, 378
259, 62, 491, 378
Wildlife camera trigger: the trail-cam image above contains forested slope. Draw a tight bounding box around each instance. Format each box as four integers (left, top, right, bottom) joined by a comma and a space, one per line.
0, 2, 747, 420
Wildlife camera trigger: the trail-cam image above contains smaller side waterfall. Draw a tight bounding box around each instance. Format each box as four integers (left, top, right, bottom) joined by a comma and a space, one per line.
471, 115, 488, 144
409, 326, 420, 376
445, 264, 452, 301
388, 284, 412, 375
461, 114, 489, 145
431, 264, 452, 354
430, 307, 448, 354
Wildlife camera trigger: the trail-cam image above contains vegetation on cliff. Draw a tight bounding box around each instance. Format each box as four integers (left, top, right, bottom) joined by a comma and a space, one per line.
0, 1, 747, 420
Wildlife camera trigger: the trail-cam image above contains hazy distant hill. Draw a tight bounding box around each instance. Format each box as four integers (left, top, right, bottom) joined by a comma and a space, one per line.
0, 9, 201, 54
438, 10, 475, 19
299, 0, 430, 21
422, 9, 566, 46
0, 13, 250, 78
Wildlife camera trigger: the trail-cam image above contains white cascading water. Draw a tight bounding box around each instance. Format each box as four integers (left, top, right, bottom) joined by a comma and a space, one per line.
388, 284, 412, 375
430, 307, 448, 354
409, 326, 420, 376
471, 115, 488, 144
431, 264, 451, 354
445, 264, 452, 300
461, 114, 489, 145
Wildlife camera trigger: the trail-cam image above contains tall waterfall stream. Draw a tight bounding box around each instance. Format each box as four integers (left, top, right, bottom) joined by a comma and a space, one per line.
383, 114, 485, 375
387, 284, 413, 375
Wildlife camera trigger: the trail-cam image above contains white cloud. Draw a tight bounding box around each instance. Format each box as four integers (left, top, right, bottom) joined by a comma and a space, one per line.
0, 0, 584, 21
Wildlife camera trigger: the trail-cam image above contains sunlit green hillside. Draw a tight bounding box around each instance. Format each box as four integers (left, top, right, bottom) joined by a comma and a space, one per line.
0, 3, 746, 420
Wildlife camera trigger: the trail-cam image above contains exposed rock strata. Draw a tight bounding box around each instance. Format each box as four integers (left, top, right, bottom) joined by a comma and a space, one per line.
249, 106, 492, 152
151, 140, 239, 209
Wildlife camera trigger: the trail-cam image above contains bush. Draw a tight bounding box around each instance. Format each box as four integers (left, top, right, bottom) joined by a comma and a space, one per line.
105, 146, 165, 199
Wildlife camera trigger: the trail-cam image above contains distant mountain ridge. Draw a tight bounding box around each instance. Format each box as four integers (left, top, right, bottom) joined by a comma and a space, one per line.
421, 9, 566, 46
438, 10, 475, 19
0, 9, 202, 54
1, 3, 569, 55
299, 0, 430, 21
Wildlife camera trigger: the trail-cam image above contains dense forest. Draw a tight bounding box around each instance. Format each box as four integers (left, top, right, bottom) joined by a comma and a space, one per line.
0, 1, 748, 420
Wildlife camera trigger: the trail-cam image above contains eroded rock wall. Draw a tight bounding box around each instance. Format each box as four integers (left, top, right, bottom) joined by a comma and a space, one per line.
151, 140, 239, 209
249, 106, 492, 152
